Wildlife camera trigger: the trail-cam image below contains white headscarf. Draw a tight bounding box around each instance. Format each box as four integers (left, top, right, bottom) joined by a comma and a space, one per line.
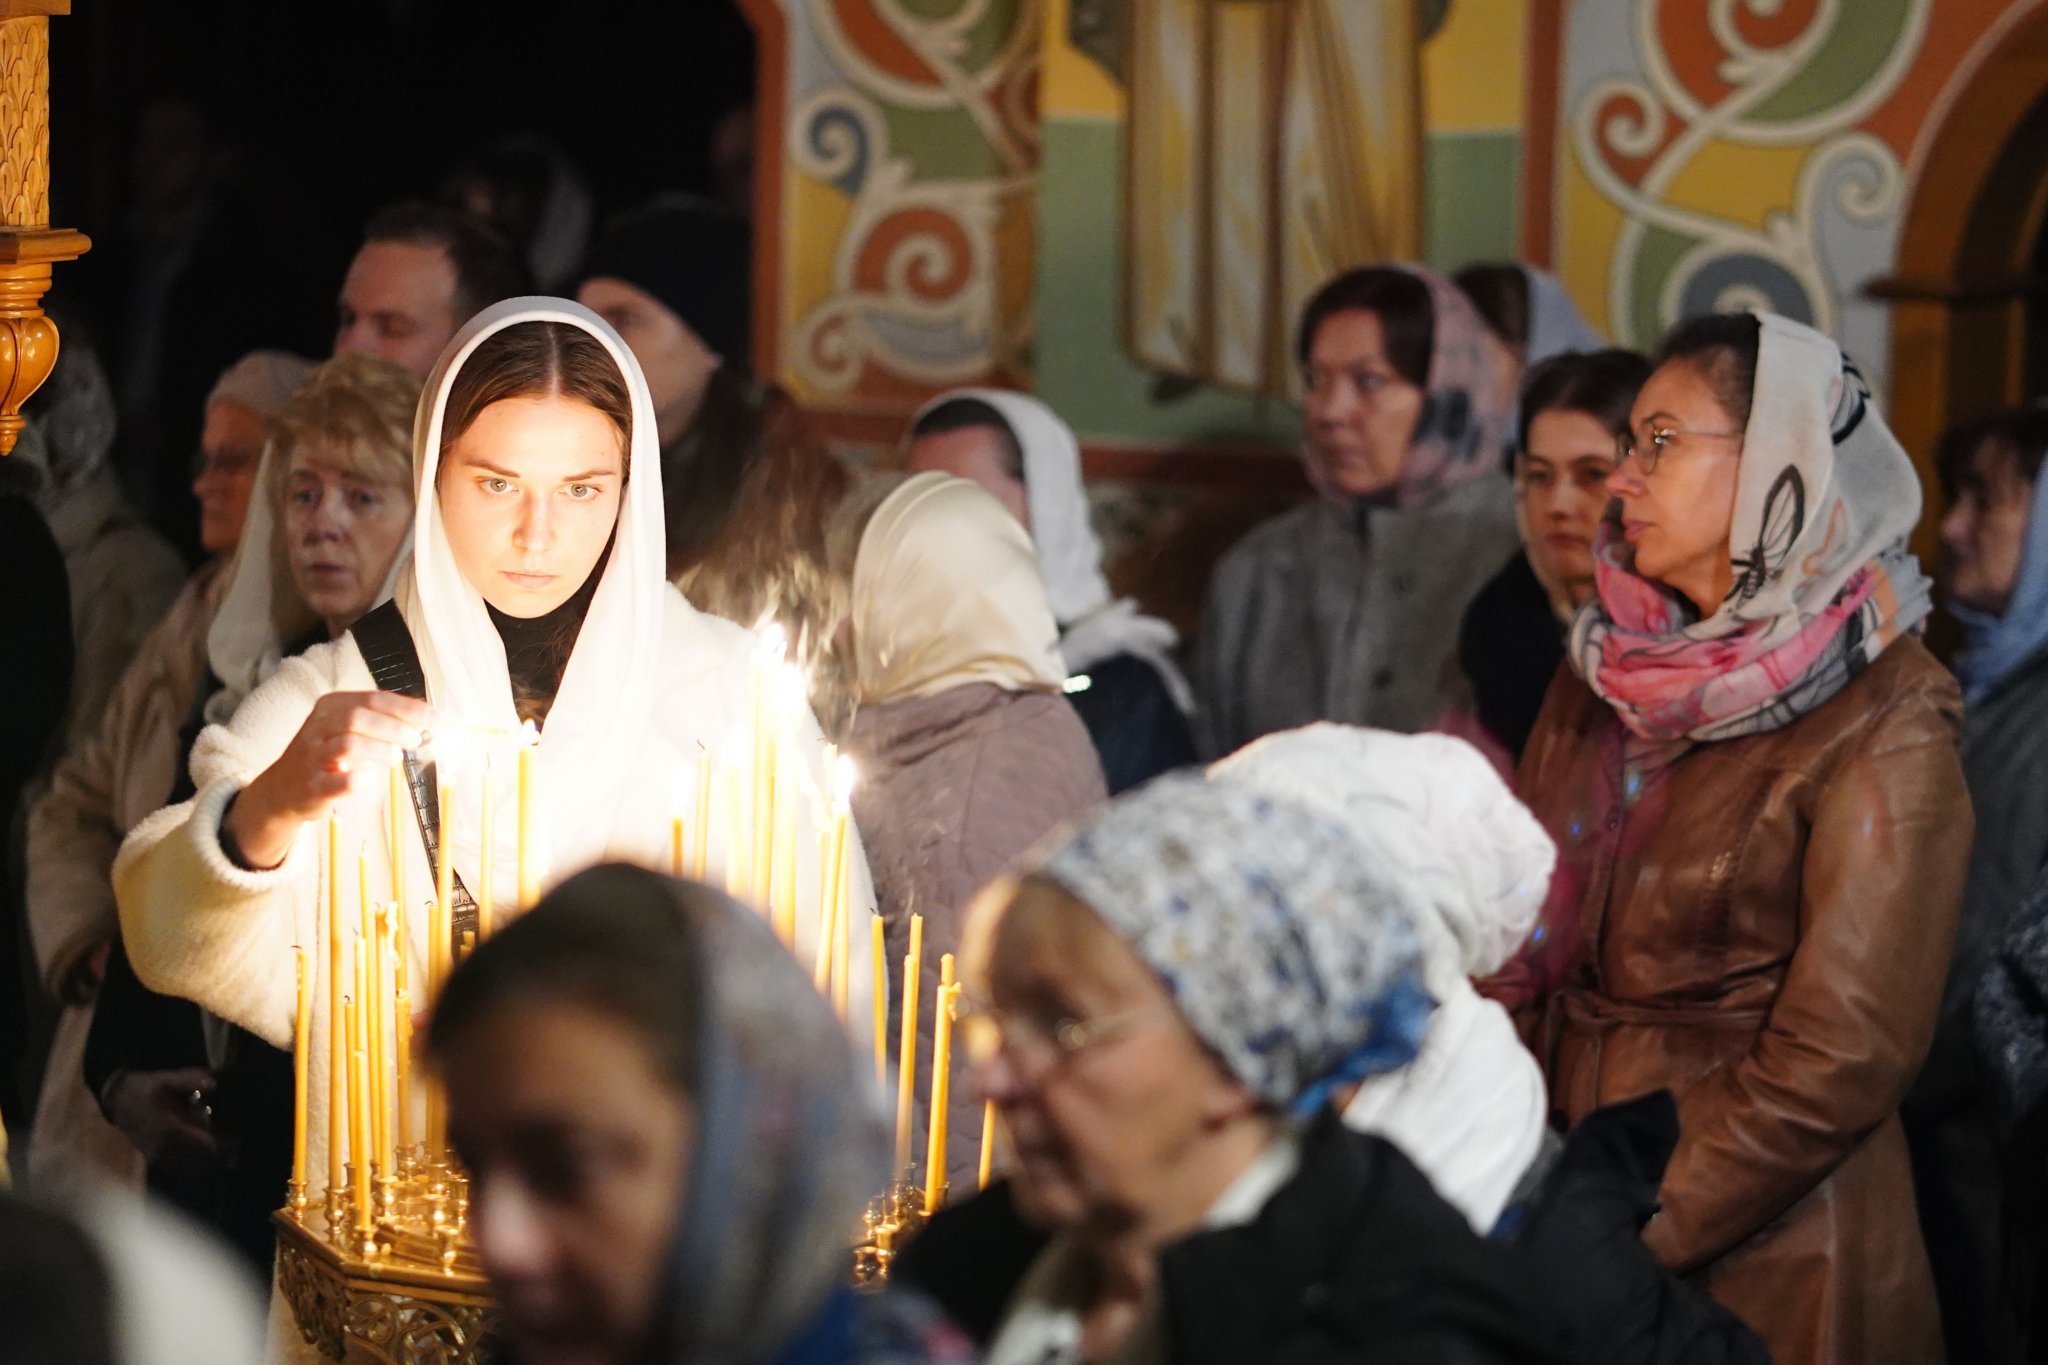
908, 389, 1194, 713
394, 297, 683, 888
1209, 724, 1554, 1231
850, 471, 1067, 705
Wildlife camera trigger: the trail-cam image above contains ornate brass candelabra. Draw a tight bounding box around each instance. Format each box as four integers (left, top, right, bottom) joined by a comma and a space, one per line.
275, 1148, 499, 1364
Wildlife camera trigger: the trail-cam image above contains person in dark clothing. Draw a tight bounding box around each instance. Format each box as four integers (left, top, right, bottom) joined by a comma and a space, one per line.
0, 459, 74, 1139
909, 774, 1571, 1364
905, 391, 1198, 792
577, 196, 849, 660
1903, 406, 2048, 1364
1456, 348, 1649, 760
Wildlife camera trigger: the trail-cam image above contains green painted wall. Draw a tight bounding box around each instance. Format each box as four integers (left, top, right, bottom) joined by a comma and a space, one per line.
1034, 120, 1522, 445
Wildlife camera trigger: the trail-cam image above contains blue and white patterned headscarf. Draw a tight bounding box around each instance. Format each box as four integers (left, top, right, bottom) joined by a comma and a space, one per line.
1026, 773, 1434, 1118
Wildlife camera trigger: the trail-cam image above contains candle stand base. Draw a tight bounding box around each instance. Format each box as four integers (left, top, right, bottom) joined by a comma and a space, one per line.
276, 1148, 498, 1363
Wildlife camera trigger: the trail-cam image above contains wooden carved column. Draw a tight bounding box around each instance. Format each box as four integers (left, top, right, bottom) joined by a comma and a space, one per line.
0, 0, 85, 456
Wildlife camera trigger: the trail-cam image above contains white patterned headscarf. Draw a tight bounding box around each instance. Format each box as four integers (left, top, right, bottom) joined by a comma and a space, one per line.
1026, 773, 1433, 1116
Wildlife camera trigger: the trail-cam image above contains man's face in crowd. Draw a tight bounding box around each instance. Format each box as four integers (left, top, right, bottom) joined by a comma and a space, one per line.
336, 240, 464, 379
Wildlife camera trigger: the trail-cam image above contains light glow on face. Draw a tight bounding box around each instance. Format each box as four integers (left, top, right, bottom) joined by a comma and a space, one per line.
436, 395, 626, 619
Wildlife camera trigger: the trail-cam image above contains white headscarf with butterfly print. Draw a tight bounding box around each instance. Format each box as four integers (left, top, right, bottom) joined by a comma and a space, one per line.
1714, 312, 1926, 634
1566, 312, 1934, 742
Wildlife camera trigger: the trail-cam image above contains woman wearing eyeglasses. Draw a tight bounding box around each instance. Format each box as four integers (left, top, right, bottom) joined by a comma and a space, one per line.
895, 775, 1573, 1364
1509, 312, 1970, 1365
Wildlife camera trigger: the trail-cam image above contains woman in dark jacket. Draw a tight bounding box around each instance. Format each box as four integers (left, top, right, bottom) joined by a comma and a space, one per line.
1457, 349, 1649, 760
898, 775, 1568, 1364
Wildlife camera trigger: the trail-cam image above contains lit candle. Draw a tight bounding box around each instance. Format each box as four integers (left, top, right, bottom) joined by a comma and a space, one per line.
359, 854, 384, 1177
871, 914, 887, 1087
895, 914, 923, 1178
517, 720, 539, 907
376, 905, 396, 1175
812, 828, 837, 993
327, 816, 345, 1206
388, 763, 407, 916
292, 948, 310, 1190
826, 757, 854, 1016
924, 965, 958, 1215
434, 779, 453, 996
979, 1099, 996, 1191
350, 989, 372, 1235
478, 754, 495, 939
690, 747, 712, 880
670, 803, 686, 879
394, 983, 411, 1156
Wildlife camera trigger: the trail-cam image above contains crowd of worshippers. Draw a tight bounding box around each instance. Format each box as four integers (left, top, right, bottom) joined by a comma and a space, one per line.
1, 178, 2046, 1365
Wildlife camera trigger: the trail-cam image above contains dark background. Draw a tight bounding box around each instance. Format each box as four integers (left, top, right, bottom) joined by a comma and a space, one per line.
46, 0, 758, 344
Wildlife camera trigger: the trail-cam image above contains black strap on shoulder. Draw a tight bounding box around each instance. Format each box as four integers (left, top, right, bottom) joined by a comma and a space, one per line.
349, 601, 478, 946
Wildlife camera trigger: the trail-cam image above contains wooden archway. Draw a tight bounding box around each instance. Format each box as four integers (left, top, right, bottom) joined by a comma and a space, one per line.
1879, 5, 2048, 559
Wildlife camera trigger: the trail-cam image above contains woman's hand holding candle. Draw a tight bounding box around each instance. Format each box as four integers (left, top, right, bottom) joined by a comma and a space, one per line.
228, 691, 431, 869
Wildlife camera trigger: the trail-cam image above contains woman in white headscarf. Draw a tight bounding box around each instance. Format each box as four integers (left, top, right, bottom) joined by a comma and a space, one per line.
113, 299, 872, 1355
1210, 724, 1552, 1233
833, 470, 1105, 1189
905, 390, 1196, 792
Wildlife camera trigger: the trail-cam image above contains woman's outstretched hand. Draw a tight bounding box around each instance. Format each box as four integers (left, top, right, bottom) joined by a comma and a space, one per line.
224, 691, 431, 869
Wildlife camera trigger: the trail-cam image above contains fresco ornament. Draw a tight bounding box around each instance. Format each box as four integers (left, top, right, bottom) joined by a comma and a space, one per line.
1566, 0, 1928, 378
776, 0, 1043, 405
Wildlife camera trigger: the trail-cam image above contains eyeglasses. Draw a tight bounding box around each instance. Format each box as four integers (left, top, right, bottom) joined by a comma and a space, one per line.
956, 996, 1162, 1078
1615, 424, 1744, 476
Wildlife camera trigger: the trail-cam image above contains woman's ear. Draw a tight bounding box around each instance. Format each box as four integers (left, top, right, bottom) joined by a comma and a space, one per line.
1196, 1064, 1263, 1130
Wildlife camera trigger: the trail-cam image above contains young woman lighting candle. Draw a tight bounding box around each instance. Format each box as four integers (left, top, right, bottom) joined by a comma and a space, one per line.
113, 301, 878, 1361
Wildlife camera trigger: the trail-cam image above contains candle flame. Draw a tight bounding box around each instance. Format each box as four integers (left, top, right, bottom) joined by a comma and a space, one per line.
519, 718, 540, 744
833, 754, 857, 807
755, 618, 789, 664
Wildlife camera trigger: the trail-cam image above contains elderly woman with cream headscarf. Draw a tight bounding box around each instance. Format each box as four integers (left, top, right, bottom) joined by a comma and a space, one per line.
904, 390, 1197, 792
1196, 264, 1520, 758
1210, 725, 1553, 1232
23, 349, 313, 1198
894, 774, 1570, 1364
832, 470, 1106, 1189
1512, 312, 1969, 1365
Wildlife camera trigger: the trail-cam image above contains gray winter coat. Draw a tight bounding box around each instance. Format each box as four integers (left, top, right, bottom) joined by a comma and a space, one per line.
1194, 478, 1518, 758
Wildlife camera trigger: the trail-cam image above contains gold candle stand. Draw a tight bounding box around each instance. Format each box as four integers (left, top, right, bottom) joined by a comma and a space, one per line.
276, 1149, 499, 1363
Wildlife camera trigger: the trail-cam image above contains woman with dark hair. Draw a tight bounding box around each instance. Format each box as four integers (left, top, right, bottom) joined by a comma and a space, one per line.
1904, 405, 2048, 1364
429, 863, 974, 1365
112, 300, 871, 1357
1456, 349, 1651, 760
1511, 311, 1969, 1364
1195, 264, 1519, 757
904, 390, 1196, 792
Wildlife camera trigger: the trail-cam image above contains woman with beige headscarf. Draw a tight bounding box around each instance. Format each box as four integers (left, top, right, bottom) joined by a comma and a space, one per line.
832, 471, 1107, 1189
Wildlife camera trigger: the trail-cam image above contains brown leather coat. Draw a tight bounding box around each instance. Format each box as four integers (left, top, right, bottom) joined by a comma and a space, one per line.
1516, 638, 1971, 1365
